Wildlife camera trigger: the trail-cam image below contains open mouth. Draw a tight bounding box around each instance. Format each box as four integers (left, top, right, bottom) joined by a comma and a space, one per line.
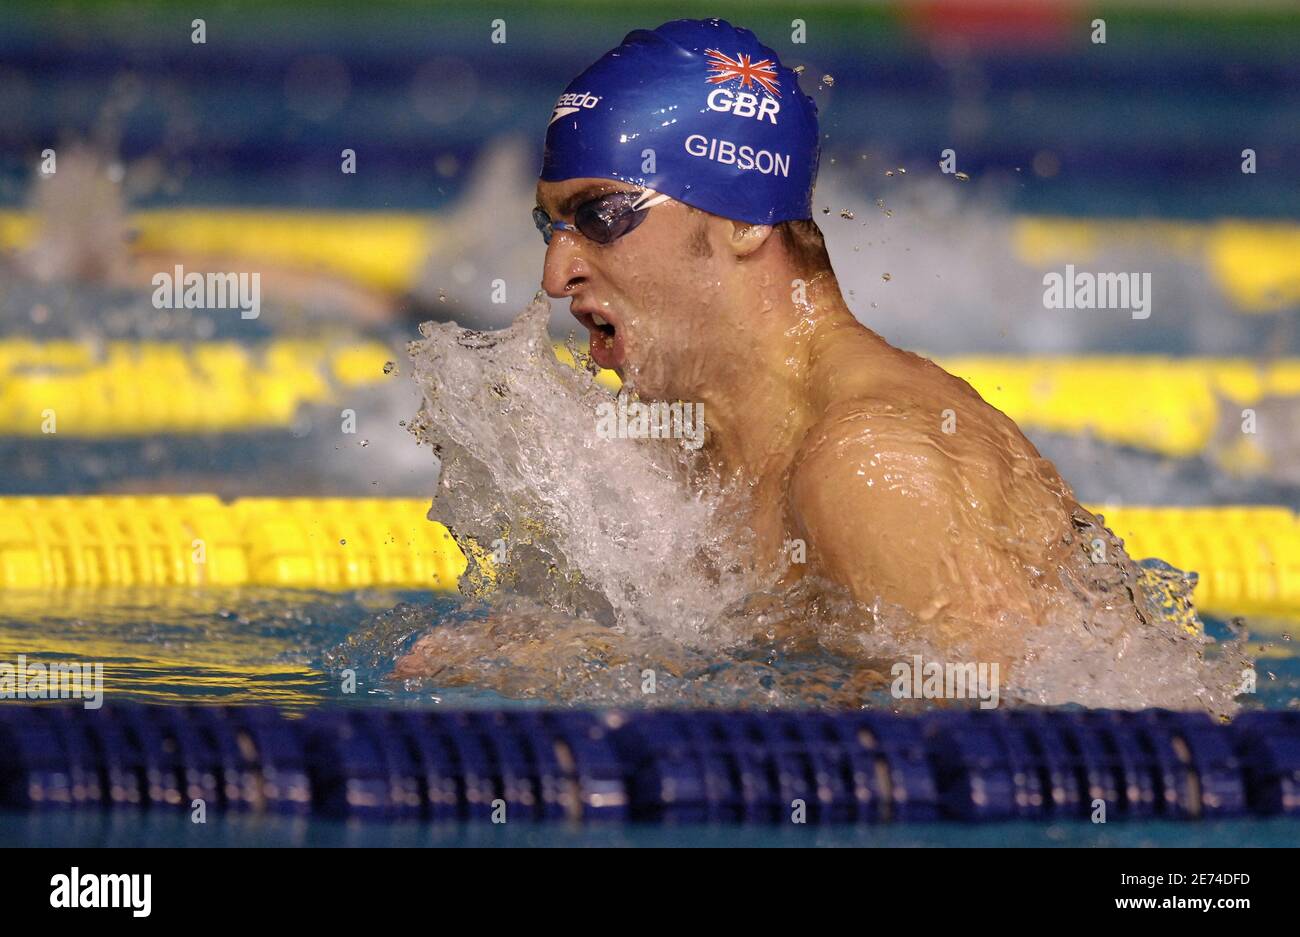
572, 304, 624, 370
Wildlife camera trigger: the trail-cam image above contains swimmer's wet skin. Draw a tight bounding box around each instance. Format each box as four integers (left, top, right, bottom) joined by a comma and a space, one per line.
407, 18, 1153, 683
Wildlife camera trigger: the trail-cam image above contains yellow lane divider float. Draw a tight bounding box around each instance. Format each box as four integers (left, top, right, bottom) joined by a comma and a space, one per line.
0, 339, 395, 435
0, 496, 465, 591
1099, 505, 1300, 620
1, 338, 1297, 459
0, 496, 1297, 620
938, 356, 1300, 459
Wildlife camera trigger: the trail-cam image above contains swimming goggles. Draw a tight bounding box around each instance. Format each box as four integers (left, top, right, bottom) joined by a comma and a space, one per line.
533, 188, 672, 245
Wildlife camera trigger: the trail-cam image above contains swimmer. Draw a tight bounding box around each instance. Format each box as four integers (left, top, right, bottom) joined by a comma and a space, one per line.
398, 18, 1147, 688
526, 18, 1139, 672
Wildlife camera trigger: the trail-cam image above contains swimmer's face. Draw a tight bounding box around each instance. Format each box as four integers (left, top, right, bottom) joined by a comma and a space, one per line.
536, 177, 731, 398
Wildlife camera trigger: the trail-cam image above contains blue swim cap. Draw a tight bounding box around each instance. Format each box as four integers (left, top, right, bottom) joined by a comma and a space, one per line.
540, 18, 820, 225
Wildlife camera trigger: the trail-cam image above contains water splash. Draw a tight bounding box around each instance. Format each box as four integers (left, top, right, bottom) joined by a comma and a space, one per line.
407, 294, 764, 643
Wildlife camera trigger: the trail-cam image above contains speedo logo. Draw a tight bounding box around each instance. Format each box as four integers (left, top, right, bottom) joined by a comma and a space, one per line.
548, 91, 601, 126
706, 88, 780, 124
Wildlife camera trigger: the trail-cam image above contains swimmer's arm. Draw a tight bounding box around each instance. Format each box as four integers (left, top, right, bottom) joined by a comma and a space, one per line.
787, 415, 1032, 663
390, 612, 687, 691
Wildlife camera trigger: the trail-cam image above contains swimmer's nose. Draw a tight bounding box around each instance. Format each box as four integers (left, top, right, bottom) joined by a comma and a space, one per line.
541, 235, 591, 299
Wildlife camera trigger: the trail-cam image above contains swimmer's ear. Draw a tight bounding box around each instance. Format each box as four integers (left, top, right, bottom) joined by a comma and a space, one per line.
728, 220, 774, 259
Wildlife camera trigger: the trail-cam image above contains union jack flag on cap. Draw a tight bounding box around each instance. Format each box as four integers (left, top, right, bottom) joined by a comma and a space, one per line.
704, 48, 781, 97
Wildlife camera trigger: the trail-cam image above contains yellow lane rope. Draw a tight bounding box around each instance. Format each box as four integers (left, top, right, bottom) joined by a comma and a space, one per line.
937, 356, 1300, 458
1, 338, 1296, 457
0, 339, 396, 435
0, 496, 465, 591
1098, 505, 1300, 619
0, 496, 1296, 618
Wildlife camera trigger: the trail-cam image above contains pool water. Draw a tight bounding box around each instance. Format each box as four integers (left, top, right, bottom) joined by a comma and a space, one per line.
2, 588, 1295, 712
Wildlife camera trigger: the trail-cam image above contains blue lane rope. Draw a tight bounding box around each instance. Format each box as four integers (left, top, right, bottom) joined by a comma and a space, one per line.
0, 706, 1296, 824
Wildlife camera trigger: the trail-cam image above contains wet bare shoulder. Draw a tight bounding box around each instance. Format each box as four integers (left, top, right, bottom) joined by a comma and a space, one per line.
787, 399, 963, 598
